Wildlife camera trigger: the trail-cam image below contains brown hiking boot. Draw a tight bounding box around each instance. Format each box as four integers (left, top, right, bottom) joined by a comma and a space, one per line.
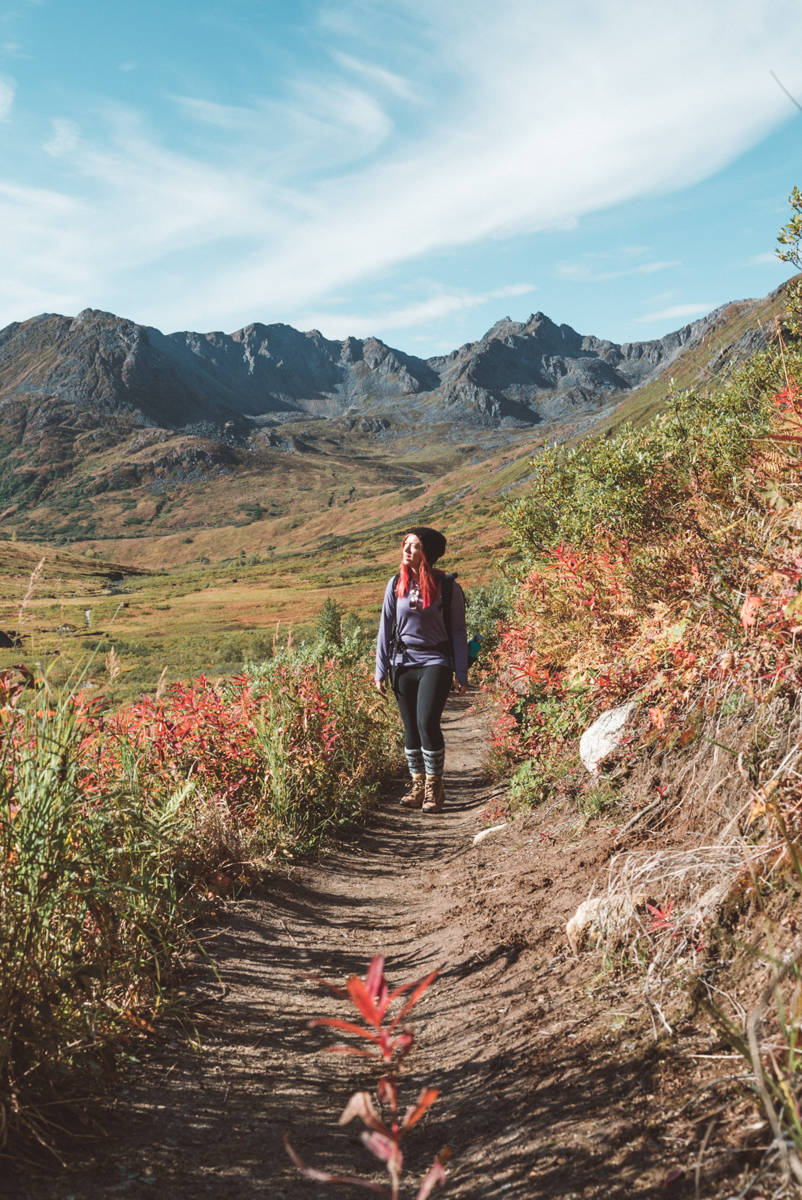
422, 775, 444, 812
400, 773, 425, 808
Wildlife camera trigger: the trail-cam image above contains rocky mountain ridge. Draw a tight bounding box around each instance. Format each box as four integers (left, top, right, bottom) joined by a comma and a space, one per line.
0, 286, 787, 545
428, 307, 735, 423
0, 296, 771, 436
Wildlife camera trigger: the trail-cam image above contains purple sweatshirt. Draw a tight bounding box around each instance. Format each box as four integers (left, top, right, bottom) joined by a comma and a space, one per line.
375, 575, 469, 686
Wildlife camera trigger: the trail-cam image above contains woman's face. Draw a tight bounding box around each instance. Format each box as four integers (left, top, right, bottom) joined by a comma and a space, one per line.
402, 534, 424, 572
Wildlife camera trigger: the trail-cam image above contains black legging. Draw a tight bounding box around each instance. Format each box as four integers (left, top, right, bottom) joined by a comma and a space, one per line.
393, 664, 453, 751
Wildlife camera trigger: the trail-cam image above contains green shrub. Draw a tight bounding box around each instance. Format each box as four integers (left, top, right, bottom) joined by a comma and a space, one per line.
465, 577, 513, 655
505, 375, 773, 563
315, 596, 343, 649
508, 758, 552, 806
578, 778, 619, 820
0, 689, 189, 1147
507, 751, 576, 809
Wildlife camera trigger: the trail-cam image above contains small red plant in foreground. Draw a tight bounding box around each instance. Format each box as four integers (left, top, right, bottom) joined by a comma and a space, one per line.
482, 800, 509, 824
646, 900, 676, 933
285, 956, 450, 1199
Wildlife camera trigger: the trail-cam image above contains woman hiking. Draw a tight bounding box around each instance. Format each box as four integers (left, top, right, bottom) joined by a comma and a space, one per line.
374, 527, 469, 813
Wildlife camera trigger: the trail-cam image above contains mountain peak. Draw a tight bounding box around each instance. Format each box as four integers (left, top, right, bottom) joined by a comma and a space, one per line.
0, 286, 784, 441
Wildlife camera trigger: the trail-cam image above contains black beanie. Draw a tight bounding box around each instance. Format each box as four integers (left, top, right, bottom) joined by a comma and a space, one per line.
403, 526, 446, 564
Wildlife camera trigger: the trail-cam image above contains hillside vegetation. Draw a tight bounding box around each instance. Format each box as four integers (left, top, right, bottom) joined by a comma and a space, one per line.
482, 256, 802, 1184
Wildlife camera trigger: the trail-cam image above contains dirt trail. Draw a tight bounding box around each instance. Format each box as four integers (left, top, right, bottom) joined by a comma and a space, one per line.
9, 696, 759, 1199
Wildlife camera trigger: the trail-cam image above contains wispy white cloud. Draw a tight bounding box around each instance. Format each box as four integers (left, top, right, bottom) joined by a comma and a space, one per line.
749, 250, 780, 266
0, 114, 273, 325
173, 75, 393, 174
71, 109, 272, 261
0, 180, 93, 315
1, 41, 29, 58
329, 50, 417, 102
0, 73, 15, 120
43, 117, 79, 157
557, 257, 680, 283
631, 261, 681, 276
272, 78, 395, 165
171, 94, 259, 131
297, 282, 537, 338
635, 302, 715, 323
191, 0, 802, 328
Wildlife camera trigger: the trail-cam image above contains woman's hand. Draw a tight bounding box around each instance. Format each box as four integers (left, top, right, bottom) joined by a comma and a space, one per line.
374, 678, 386, 693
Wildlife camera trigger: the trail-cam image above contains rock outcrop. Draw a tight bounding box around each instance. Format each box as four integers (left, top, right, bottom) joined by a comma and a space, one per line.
428, 306, 746, 425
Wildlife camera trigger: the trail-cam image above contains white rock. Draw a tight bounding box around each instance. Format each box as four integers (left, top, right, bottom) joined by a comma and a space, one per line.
566, 893, 642, 955
579, 701, 638, 774
472, 823, 508, 845
566, 897, 605, 955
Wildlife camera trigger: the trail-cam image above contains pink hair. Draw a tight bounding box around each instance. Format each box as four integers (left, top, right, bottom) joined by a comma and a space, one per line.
396, 544, 441, 609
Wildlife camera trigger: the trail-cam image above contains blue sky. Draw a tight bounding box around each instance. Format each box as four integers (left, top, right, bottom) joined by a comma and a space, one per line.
1, 0, 801, 356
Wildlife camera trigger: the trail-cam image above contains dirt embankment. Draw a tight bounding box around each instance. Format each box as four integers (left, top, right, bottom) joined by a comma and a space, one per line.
7, 696, 769, 1199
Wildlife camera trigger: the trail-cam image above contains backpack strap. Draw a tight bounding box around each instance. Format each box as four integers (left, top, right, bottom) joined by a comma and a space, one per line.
440, 573, 456, 669
388, 574, 400, 685
389, 574, 400, 645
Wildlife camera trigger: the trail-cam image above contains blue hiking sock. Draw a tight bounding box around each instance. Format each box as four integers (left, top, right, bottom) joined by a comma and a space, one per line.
405, 747, 425, 776
422, 747, 445, 777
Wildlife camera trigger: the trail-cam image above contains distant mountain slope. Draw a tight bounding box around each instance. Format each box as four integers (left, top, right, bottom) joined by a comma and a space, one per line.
0, 281, 791, 547
0, 310, 439, 432
607, 287, 789, 429
430, 307, 733, 422
0, 285, 787, 436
